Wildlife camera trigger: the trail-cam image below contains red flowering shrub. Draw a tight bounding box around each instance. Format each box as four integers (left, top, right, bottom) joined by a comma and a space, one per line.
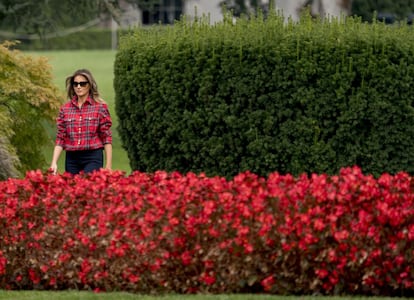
0, 166, 413, 295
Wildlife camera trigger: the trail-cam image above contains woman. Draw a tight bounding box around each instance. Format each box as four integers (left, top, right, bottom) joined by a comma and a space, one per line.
50, 69, 112, 175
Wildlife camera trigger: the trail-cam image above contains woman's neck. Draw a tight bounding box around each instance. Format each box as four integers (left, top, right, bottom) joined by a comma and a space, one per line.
77, 95, 88, 105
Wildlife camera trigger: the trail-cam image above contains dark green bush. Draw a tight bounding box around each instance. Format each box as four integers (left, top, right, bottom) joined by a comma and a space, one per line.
114, 13, 414, 178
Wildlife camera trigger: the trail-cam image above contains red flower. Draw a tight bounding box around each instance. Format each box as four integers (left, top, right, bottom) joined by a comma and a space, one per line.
128, 273, 140, 283
40, 265, 49, 273
0, 252, 6, 276
28, 268, 40, 284
181, 251, 192, 266
333, 230, 349, 242
204, 260, 214, 269
313, 218, 325, 231
261, 275, 275, 292
315, 268, 329, 279
200, 272, 216, 285
49, 277, 57, 286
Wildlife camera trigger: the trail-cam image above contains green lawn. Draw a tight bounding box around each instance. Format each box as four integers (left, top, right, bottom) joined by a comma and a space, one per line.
0, 292, 277, 300
26, 50, 131, 174
0, 292, 394, 300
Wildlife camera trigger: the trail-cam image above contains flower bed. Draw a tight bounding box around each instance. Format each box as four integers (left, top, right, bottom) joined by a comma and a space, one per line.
0, 167, 413, 295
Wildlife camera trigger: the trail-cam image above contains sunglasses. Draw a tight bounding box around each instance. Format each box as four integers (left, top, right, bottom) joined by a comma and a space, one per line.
72, 81, 89, 87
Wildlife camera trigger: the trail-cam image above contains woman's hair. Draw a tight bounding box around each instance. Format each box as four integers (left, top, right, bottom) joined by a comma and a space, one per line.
65, 69, 105, 103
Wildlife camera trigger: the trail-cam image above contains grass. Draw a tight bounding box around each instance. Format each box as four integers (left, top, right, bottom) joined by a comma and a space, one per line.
0, 292, 282, 299
0, 292, 396, 300
26, 50, 131, 174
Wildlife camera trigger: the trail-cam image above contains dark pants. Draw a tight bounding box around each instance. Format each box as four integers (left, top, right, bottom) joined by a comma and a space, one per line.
65, 148, 103, 175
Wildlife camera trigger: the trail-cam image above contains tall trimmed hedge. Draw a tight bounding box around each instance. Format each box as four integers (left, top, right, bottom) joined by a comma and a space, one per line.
114, 13, 414, 178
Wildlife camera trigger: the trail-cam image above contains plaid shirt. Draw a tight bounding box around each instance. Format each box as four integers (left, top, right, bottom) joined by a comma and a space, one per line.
55, 96, 112, 151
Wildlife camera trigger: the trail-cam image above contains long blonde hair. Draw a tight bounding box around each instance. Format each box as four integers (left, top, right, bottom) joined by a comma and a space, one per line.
65, 69, 105, 103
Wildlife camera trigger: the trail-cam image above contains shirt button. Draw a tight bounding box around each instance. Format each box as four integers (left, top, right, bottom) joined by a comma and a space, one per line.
78, 140, 81, 145
78, 128, 81, 132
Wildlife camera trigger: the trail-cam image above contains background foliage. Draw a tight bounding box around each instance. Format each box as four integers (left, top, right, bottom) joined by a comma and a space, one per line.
352, 0, 414, 23
0, 0, 103, 37
0, 41, 63, 179
0, 0, 414, 44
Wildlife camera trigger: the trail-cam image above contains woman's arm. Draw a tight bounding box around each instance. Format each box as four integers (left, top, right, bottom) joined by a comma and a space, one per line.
104, 143, 112, 170
50, 145, 63, 174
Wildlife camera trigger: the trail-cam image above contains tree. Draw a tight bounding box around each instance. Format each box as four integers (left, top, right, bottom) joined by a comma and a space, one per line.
0, 0, 118, 38
0, 41, 62, 178
0, 0, 270, 38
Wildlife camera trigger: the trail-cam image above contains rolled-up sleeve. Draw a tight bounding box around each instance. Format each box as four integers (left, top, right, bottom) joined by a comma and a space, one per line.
55, 108, 66, 147
99, 104, 112, 145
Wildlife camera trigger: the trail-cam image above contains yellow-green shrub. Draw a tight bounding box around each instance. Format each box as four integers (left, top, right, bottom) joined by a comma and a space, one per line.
0, 41, 63, 179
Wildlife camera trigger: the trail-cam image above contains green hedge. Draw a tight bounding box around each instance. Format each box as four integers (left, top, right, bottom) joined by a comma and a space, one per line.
114, 13, 414, 178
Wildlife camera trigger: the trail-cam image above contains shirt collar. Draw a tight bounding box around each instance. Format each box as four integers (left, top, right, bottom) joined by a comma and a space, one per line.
71, 95, 93, 106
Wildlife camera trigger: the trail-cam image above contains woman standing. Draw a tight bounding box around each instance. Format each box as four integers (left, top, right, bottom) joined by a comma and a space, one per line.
50, 69, 112, 175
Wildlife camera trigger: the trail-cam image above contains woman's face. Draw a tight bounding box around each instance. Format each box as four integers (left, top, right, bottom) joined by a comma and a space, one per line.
72, 75, 90, 98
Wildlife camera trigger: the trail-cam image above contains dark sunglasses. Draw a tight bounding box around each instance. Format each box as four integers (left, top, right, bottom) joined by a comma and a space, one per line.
72, 81, 89, 87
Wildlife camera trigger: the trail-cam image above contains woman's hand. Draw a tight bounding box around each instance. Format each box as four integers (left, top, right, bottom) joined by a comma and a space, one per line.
49, 163, 58, 175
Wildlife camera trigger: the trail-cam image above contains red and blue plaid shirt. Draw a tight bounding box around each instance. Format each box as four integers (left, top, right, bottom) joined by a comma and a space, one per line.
55, 96, 112, 151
